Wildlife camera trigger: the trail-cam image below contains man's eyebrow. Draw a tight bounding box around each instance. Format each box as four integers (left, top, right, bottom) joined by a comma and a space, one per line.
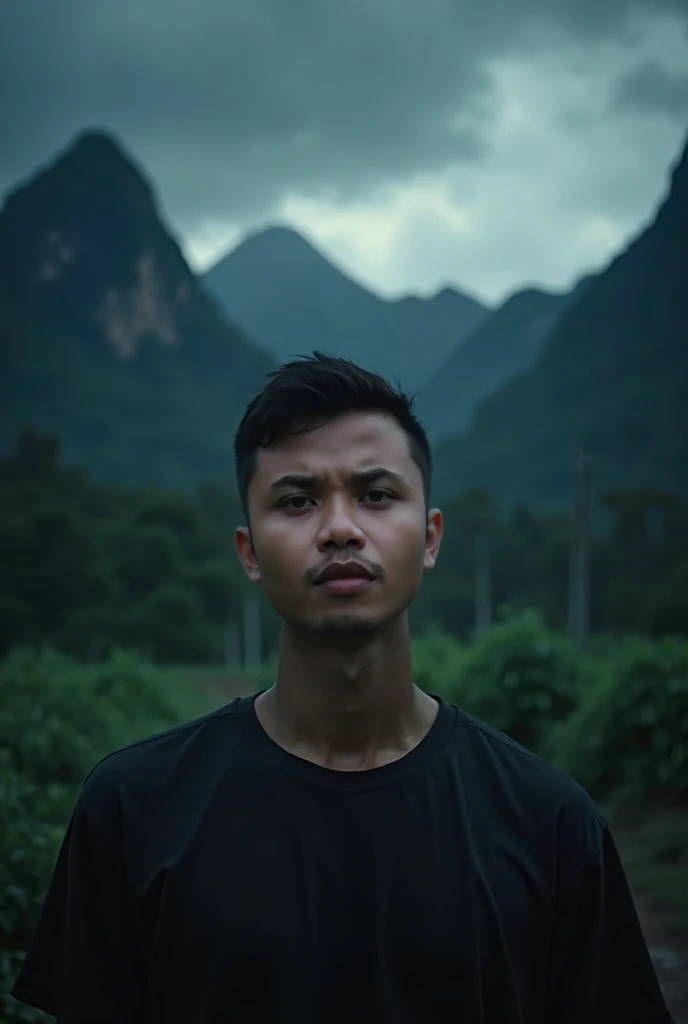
267, 467, 406, 493
352, 466, 406, 486
268, 473, 317, 493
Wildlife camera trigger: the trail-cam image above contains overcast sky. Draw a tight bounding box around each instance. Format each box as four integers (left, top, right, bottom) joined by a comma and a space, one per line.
2, 0, 688, 305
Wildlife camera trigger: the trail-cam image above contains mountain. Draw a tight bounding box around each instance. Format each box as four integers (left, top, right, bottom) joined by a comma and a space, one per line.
417, 279, 591, 441
432, 134, 688, 510
0, 131, 274, 487
202, 226, 490, 389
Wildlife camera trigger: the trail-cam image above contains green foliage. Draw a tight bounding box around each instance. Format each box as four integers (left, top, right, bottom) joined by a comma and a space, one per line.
2, 431, 687, 662
0, 764, 70, 1023
415, 619, 688, 807
413, 485, 688, 641
411, 627, 467, 697
431, 609, 581, 754
3, 624, 688, 1020
0, 647, 218, 1023
0, 647, 181, 786
549, 637, 688, 803
124, 584, 213, 662
645, 559, 688, 638
0, 431, 251, 664
242, 654, 279, 692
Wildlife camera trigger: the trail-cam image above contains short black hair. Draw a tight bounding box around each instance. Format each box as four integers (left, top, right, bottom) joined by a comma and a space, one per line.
234, 352, 432, 518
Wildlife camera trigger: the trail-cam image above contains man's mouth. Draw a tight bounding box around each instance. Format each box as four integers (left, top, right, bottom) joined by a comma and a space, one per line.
314, 560, 376, 595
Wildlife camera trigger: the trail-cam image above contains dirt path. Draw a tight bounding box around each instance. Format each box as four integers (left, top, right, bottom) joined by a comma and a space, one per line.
635, 894, 688, 1023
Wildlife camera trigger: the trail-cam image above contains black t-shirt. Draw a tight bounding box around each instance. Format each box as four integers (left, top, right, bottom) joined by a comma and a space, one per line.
11, 693, 673, 1024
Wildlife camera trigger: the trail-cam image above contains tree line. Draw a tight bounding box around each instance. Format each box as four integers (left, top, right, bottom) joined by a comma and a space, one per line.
1, 428, 686, 665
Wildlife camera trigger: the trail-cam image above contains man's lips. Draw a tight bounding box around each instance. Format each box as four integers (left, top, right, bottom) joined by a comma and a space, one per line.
315, 561, 375, 583
314, 561, 376, 594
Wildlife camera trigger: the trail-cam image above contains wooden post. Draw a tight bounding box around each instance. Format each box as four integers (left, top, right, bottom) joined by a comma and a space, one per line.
224, 616, 240, 668
243, 594, 262, 668
569, 447, 591, 651
474, 533, 493, 633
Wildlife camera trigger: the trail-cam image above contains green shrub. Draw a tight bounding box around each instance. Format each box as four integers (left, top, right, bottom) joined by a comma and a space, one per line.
549, 637, 688, 802
1, 648, 128, 787
437, 609, 582, 754
88, 648, 184, 729
0, 647, 201, 1023
242, 654, 278, 693
412, 627, 466, 699
0, 648, 180, 786
4, 623, 686, 1022
0, 760, 71, 1022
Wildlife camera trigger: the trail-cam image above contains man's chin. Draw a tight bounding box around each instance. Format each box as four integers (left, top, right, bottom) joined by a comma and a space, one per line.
312, 613, 383, 640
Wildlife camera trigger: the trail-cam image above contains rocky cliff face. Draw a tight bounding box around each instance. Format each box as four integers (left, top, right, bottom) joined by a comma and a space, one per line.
433, 132, 688, 509
0, 131, 273, 487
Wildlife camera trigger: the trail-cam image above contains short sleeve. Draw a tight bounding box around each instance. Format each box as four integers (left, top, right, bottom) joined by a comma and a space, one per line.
10, 796, 145, 1023
546, 821, 674, 1023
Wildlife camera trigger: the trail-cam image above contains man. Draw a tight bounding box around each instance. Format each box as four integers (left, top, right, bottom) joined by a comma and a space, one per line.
12, 354, 672, 1023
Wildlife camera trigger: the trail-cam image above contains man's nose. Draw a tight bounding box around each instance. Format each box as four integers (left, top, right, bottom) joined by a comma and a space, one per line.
316, 498, 366, 550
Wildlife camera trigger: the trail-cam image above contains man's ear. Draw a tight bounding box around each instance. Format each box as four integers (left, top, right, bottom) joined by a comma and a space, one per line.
424, 508, 443, 571
235, 526, 262, 583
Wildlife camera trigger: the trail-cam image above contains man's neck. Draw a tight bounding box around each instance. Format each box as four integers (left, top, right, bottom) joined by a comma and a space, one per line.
253, 620, 439, 771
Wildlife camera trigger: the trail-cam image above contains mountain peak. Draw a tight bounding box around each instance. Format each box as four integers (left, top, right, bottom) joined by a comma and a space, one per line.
68, 128, 132, 161
0, 133, 273, 487
0, 130, 193, 358
432, 128, 688, 508
218, 224, 343, 276
416, 280, 577, 440
433, 286, 464, 302
204, 225, 491, 390
205, 222, 383, 313
431, 284, 489, 312
244, 225, 310, 247
4, 129, 153, 211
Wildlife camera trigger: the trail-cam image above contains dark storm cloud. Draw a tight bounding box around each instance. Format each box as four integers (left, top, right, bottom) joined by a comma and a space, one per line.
612, 60, 688, 117
1, 0, 686, 225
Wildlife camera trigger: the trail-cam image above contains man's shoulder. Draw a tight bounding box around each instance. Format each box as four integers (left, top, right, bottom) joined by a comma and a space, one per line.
80, 700, 242, 827
447, 703, 606, 860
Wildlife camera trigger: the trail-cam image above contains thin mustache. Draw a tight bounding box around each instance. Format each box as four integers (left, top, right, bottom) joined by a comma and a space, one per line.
304, 554, 384, 585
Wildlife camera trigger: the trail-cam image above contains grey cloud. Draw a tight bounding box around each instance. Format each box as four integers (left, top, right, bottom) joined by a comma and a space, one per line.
612, 60, 688, 117
1, 0, 686, 228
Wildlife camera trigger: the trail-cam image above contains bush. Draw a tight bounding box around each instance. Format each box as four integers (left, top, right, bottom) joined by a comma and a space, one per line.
431, 609, 582, 755
0, 647, 197, 1023
412, 627, 466, 699
1, 648, 126, 789
4, 623, 686, 1022
548, 637, 688, 802
0, 648, 180, 786
242, 654, 278, 693
0, 762, 73, 1023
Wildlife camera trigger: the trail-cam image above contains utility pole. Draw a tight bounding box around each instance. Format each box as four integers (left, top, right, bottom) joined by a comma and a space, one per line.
474, 533, 493, 633
243, 594, 262, 668
224, 615, 240, 668
569, 446, 592, 652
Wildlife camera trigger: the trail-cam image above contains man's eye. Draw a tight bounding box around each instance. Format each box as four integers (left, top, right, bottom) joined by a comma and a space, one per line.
280, 495, 314, 510
364, 489, 393, 504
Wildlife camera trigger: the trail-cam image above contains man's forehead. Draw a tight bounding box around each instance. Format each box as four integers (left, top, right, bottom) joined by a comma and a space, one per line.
254, 412, 413, 479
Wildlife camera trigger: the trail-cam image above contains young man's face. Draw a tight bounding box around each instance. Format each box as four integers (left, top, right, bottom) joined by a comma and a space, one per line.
235, 410, 443, 639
